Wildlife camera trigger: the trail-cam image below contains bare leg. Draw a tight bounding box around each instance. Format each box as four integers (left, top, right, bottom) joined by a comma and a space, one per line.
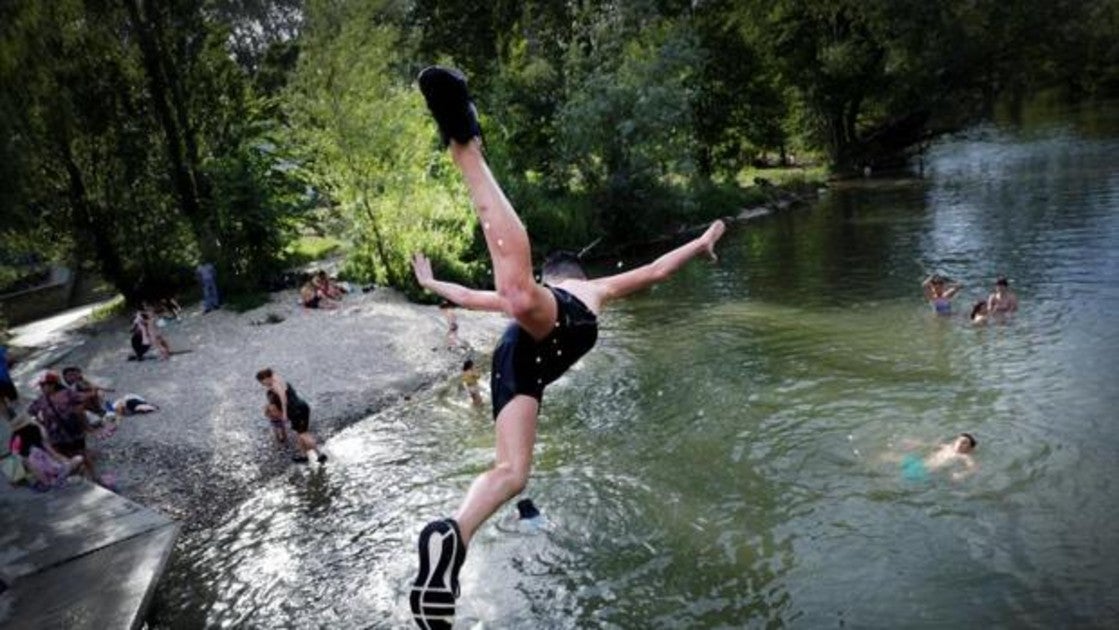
299, 433, 327, 462
453, 395, 538, 544
297, 433, 313, 455
450, 140, 556, 340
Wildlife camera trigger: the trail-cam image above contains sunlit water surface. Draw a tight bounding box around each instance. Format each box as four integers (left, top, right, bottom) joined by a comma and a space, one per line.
149, 102, 1119, 628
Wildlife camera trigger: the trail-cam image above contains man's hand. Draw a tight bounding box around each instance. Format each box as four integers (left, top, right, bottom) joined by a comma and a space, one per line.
411, 253, 434, 288
699, 219, 727, 262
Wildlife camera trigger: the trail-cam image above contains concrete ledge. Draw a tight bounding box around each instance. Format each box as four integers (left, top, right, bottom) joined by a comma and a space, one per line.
0, 481, 178, 629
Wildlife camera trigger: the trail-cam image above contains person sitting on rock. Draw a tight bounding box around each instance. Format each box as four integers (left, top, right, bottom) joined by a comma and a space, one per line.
8, 412, 84, 488
61, 366, 111, 421
313, 270, 348, 300
301, 281, 340, 310
26, 371, 95, 478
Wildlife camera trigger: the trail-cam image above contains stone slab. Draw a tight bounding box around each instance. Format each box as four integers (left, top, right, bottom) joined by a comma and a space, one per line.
0, 522, 178, 630
0, 480, 178, 629
0, 481, 172, 581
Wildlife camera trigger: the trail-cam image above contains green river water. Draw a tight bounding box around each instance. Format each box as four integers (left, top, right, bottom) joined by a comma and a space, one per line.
151, 101, 1119, 628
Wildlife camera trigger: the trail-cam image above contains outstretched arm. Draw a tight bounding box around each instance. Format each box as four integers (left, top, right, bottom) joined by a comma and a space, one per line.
412, 253, 505, 312
943, 282, 963, 299
592, 220, 726, 303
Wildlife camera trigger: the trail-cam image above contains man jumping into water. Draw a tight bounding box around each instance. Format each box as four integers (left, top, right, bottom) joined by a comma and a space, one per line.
409, 65, 726, 629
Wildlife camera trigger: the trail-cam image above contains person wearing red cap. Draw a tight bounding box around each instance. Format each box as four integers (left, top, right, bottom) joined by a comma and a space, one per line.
27, 371, 95, 478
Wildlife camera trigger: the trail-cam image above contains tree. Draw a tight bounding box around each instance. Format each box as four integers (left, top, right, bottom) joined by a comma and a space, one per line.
285, 0, 479, 294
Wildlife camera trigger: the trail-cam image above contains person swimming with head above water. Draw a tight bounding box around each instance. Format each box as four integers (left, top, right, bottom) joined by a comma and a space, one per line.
922, 274, 962, 315
987, 276, 1019, 315
892, 433, 978, 482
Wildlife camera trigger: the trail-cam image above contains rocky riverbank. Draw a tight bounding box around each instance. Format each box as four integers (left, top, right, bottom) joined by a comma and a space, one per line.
6, 287, 507, 532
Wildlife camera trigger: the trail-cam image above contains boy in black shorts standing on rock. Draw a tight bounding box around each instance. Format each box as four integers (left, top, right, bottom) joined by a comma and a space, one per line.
409, 65, 726, 628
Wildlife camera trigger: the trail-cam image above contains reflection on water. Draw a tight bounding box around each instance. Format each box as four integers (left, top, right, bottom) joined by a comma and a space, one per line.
149, 102, 1119, 627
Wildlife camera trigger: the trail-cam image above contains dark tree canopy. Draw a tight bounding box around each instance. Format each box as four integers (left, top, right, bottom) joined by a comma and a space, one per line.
2, 0, 1115, 306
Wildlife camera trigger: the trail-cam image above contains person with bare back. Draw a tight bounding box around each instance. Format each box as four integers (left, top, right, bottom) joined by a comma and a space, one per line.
409, 65, 727, 629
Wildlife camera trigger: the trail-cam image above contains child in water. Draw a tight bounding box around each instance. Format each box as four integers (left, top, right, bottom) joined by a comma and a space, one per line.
970, 300, 990, 325
264, 402, 288, 447
461, 359, 483, 406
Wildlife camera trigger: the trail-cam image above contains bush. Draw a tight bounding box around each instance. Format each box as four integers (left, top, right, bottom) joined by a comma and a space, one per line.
89, 295, 127, 322
283, 236, 344, 267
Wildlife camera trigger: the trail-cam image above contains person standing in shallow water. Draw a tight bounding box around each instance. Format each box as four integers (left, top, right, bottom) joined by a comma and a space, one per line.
255, 368, 327, 464
408, 65, 727, 629
987, 276, 1018, 315
922, 274, 962, 315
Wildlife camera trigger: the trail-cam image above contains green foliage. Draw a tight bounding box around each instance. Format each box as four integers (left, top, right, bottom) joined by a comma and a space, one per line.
0, 0, 302, 304
284, 0, 480, 299
283, 236, 344, 267
3, 0, 1113, 307
89, 296, 128, 323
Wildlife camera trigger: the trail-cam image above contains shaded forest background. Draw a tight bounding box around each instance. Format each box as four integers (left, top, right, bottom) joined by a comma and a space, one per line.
2, 0, 1116, 308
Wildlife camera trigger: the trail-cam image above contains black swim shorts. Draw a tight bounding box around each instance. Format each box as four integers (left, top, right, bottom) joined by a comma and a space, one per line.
490, 286, 598, 419
288, 401, 311, 433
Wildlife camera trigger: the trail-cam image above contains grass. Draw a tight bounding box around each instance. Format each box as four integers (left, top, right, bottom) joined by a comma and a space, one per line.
737, 164, 829, 189
89, 295, 127, 322
224, 291, 271, 313
283, 235, 344, 267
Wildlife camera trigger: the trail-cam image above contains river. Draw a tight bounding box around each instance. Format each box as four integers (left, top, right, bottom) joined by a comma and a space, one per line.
148, 100, 1119, 628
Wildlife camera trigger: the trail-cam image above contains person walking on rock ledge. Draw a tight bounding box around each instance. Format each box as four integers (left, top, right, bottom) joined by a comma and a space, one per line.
408, 65, 727, 629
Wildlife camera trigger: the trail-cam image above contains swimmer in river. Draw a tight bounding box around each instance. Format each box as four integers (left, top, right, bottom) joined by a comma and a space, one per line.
461, 359, 483, 406
970, 300, 990, 325
408, 65, 727, 629
887, 433, 978, 482
440, 300, 460, 349
987, 276, 1019, 315
922, 274, 962, 315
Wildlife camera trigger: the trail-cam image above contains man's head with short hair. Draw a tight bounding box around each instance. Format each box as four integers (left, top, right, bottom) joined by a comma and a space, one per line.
995, 276, 1009, 288
541, 250, 587, 284
255, 368, 274, 385
956, 432, 977, 453
463, 359, 474, 371
62, 366, 82, 384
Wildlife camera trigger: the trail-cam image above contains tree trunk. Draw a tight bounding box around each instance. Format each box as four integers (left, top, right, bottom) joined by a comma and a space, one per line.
124, 0, 220, 262
60, 141, 128, 297
360, 197, 394, 285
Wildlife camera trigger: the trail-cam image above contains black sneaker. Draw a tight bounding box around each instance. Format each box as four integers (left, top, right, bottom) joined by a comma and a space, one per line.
317, 453, 328, 464
417, 66, 482, 147
410, 518, 467, 629
516, 498, 540, 520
